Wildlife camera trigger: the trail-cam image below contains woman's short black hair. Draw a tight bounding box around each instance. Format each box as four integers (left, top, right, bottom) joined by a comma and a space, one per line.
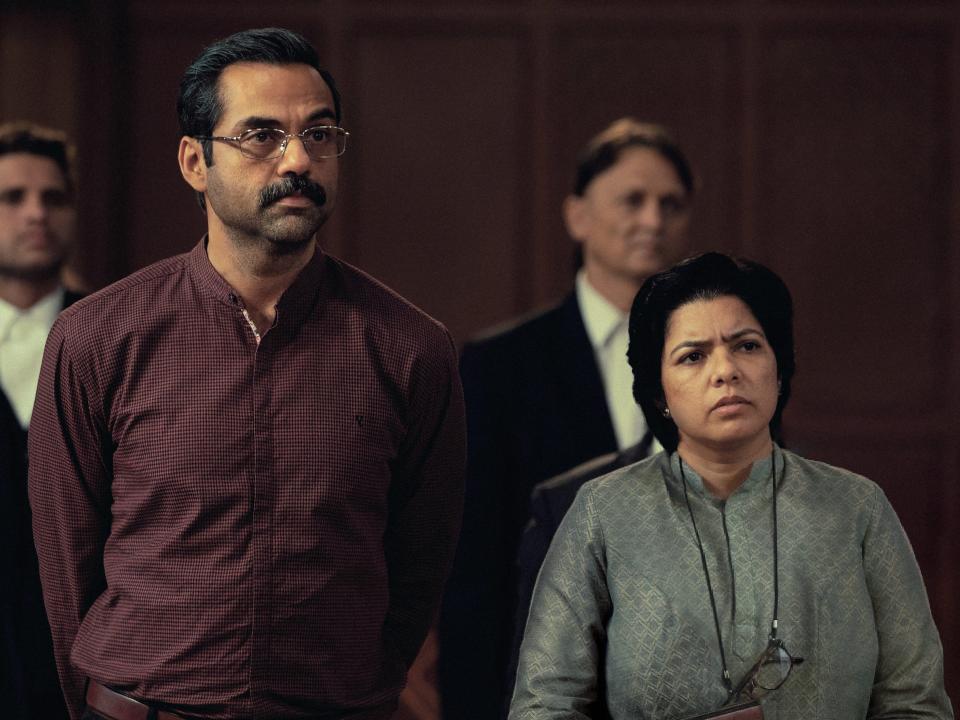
627, 252, 795, 452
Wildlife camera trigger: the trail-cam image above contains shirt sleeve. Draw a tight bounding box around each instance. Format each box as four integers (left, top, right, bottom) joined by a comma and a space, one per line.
864, 486, 954, 719
27, 318, 112, 720
381, 329, 466, 668
508, 487, 610, 720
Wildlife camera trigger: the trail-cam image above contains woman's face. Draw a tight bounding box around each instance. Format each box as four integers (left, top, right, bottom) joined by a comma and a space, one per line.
660, 295, 779, 454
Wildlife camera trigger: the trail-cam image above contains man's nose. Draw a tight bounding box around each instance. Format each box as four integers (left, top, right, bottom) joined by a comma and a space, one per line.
22, 193, 49, 222
276, 135, 312, 176
636, 199, 663, 230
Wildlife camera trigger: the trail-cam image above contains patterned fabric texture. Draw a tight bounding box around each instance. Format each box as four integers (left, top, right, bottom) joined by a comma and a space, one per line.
28, 240, 466, 720
509, 447, 953, 720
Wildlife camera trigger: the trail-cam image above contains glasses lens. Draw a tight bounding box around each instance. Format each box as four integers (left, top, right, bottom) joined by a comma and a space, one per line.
755, 644, 792, 690
239, 129, 286, 159
303, 126, 346, 159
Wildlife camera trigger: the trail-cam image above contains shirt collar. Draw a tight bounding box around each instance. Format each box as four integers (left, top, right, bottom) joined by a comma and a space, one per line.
187, 236, 327, 332
187, 235, 325, 300
575, 269, 628, 350
668, 444, 785, 502
0, 286, 64, 339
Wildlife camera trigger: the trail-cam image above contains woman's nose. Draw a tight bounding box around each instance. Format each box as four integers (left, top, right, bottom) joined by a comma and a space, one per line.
710, 350, 740, 384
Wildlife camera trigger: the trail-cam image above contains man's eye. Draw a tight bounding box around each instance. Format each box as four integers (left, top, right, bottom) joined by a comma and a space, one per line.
307, 127, 330, 143
43, 190, 69, 208
247, 130, 279, 145
660, 196, 686, 216
0, 189, 24, 205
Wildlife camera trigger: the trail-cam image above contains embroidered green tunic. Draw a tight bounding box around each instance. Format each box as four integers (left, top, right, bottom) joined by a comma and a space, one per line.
509, 446, 952, 720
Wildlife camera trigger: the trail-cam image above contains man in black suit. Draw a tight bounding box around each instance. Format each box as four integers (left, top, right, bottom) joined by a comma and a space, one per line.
0, 122, 79, 719
440, 119, 695, 718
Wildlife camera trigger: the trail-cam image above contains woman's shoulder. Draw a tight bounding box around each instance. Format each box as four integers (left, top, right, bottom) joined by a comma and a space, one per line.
780, 448, 887, 516
782, 448, 876, 488
576, 451, 671, 507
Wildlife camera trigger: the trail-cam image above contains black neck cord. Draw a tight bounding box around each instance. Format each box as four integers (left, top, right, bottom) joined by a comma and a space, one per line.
679, 446, 780, 693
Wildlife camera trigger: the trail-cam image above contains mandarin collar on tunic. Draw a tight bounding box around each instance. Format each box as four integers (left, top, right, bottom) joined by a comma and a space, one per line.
186, 236, 328, 334
668, 444, 785, 505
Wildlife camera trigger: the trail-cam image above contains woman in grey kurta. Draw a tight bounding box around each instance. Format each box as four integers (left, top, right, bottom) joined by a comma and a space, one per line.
509, 253, 952, 720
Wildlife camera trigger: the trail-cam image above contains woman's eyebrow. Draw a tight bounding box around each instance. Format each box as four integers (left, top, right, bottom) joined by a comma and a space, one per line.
721, 327, 765, 342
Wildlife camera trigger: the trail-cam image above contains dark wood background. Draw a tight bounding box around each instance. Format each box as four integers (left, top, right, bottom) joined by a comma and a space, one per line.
3, 0, 957, 706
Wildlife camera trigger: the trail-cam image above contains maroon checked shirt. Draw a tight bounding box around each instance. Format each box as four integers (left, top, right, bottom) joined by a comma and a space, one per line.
27, 240, 466, 719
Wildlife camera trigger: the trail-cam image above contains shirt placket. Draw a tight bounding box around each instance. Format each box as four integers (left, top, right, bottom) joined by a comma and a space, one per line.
723, 493, 767, 669
246, 312, 278, 712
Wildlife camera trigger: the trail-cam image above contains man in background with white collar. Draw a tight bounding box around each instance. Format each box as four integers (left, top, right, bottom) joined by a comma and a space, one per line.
0, 121, 78, 719
440, 119, 695, 719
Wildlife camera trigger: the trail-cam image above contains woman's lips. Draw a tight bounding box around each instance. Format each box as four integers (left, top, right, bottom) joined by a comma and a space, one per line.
711, 395, 750, 413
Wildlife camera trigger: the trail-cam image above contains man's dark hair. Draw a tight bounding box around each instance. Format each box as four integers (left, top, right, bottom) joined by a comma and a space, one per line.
572, 118, 694, 197
0, 122, 75, 196
177, 27, 342, 203
627, 252, 795, 452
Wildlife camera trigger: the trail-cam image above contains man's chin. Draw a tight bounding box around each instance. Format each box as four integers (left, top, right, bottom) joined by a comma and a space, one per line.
0, 260, 64, 282
264, 235, 315, 256
263, 212, 328, 247
265, 228, 324, 253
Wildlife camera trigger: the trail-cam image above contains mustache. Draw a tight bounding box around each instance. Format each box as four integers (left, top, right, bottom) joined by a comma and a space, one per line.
259, 176, 326, 209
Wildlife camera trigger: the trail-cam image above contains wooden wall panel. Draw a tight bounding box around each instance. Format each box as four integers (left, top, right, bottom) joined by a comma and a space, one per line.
345, 24, 528, 344
0, 9, 80, 137
757, 28, 951, 418
125, 22, 219, 270
754, 25, 957, 694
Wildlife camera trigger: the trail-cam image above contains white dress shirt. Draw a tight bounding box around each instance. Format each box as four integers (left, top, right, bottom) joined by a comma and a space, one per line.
0, 287, 64, 428
575, 271, 651, 451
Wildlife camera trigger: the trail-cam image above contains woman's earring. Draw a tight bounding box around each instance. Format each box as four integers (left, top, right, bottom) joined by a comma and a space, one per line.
663, 407, 671, 418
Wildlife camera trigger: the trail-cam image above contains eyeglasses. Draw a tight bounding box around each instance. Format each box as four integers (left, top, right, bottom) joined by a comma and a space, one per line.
195, 125, 349, 161
728, 636, 804, 704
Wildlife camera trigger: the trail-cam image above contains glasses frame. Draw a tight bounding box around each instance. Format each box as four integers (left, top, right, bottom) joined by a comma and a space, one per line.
728, 636, 804, 704
195, 125, 349, 161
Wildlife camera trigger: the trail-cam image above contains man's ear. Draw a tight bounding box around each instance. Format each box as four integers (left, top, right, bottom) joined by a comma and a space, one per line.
178, 136, 208, 193
562, 194, 589, 243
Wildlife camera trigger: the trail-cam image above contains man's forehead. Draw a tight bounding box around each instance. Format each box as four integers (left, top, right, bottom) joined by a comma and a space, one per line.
215, 62, 334, 128
0, 153, 67, 189
593, 146, 685, 194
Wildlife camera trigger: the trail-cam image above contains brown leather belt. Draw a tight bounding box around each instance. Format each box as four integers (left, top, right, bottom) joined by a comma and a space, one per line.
86, 680, 186, 720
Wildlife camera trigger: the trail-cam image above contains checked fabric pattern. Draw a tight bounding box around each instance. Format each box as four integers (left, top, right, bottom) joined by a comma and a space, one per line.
28, 240, 466, 720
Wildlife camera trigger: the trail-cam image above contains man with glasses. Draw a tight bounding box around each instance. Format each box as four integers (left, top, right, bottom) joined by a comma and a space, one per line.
29, 27, 465, 720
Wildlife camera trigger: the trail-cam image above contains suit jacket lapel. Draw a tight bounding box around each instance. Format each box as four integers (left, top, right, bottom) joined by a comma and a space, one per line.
550, 292, 617, 454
